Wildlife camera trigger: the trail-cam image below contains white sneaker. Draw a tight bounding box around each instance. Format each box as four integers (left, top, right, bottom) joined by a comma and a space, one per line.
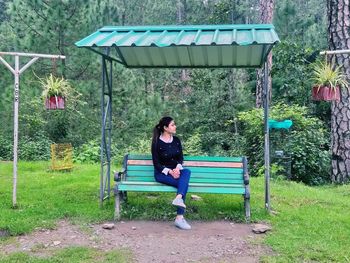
172, 197, 186, 208
174, 218, 191, 230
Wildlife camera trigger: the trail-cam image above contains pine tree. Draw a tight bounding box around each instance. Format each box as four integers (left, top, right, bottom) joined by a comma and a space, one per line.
328, 0, 350, 183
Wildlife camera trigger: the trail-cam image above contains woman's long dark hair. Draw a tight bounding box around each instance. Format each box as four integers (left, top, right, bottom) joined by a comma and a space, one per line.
152, 116, 173, 146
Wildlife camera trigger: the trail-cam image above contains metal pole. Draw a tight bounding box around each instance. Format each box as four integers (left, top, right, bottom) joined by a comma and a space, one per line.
0, 51, 65, 208
100, 56, 106, 207
107, 56, 112, 198
0, 51, 65, 59
320, 50, 350, 55
12, 55, 19, 207
263, 61, 271, 212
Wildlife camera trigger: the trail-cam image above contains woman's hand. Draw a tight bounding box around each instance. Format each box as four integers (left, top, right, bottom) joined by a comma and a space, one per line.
169, 169, 180, 179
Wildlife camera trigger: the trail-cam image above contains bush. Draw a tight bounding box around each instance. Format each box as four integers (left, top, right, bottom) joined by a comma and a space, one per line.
238, 103, 330, 185
73, 140, 101, 163
0, 136, 12, 160
19, 133, 53, 160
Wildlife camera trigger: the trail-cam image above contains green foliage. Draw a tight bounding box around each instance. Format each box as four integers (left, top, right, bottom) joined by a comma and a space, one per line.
0, 136, 12, 160
0, 133, 52, 161
39, 73, 72, 98
18, 133, 53, 161
272, 41, 315, 105
182, 132, 204, 156
73, 140, 100, 164
238, 103, 330, 185
311, 60, 349, 89
274, 0, 327, 48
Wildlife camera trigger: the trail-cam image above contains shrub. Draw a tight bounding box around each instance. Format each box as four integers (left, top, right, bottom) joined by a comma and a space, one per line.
19, 133, 52, 160
73, 140, 100, 163
238, 103, 330, 185
0, 136, 12, 160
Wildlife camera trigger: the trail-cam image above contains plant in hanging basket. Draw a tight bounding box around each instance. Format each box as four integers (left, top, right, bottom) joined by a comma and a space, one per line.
310, 60, 349, 102
40, 74, 71, 110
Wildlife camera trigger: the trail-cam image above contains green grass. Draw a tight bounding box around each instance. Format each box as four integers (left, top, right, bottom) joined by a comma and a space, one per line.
1, 161, 350, 262
0, 246, 133, 263
0, 161, 114, 235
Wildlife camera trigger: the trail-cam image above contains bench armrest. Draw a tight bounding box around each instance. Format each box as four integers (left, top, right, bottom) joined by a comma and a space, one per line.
243, 156, 250, 185
114, 169, 126, 182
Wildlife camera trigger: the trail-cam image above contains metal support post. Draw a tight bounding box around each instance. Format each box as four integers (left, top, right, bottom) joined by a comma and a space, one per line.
13, 55, 19, 207
0, 51, 65, 208
263, 61, 271, 212
100, 48, 113, 206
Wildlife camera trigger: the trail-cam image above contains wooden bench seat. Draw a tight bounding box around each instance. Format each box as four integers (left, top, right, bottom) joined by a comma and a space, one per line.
114, 154, 250, 221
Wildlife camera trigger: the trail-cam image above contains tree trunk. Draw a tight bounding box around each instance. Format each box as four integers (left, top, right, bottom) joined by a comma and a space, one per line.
255, 0, 274, 108
328, 0, 350, 183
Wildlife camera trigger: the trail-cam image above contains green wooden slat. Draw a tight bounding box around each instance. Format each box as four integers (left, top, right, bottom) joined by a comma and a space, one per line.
185, 156, 243, 162
118, 183, 245, 194
128, 154, 243, 162
127, 171, 243, 179
120, 181, 244, 188
128, 166, 243, 174
126, 176, 243, 184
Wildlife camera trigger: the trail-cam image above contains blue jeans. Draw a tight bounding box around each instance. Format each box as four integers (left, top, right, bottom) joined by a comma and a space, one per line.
154, 168, 191, 215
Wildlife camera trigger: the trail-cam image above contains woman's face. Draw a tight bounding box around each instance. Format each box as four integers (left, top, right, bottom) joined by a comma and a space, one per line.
164, 120, 176, 134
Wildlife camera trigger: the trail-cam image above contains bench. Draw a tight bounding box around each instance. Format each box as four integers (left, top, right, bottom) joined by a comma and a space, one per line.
114, 154, 250, 221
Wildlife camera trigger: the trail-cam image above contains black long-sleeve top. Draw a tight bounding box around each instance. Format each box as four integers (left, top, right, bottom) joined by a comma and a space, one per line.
151, 136, 184, 173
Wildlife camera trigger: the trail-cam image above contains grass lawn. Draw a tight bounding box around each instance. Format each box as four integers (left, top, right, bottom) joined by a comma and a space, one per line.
1, 161, 350, 262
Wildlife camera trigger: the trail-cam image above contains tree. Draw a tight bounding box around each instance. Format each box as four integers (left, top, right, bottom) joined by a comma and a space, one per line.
327, 0, 350, 183
255, 0, 274, 108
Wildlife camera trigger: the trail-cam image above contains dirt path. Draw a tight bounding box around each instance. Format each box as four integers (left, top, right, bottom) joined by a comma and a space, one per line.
1, 220, 273, 262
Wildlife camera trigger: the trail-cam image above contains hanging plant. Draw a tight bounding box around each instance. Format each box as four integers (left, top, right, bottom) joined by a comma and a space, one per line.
310, 60, 349, 101
39, 74, 71, 110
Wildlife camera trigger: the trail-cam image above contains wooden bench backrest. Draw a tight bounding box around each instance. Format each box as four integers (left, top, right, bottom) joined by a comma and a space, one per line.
124, 154, 248, 185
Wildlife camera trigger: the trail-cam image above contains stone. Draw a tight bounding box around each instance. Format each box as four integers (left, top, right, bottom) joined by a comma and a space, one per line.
102, 223, 115, 230
252, 224, 272, 234
53, 241, 61, 246
190, 194, 202, 201
132, 226, 137, 230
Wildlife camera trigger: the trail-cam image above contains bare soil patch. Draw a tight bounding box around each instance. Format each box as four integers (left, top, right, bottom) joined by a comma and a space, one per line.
0, 220, 273, 262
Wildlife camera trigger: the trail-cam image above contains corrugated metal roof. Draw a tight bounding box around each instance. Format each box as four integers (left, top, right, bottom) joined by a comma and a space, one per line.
75, 24, 279, 68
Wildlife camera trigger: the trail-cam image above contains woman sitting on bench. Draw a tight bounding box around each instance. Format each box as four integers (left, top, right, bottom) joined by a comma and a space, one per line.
151, 116, 192, 230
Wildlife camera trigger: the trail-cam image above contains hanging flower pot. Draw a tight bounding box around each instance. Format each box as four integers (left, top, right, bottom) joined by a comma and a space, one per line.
39, 74, 71, 110
45, 95, 65, 110
312, 86, 340, 101
310, 60, 348, 102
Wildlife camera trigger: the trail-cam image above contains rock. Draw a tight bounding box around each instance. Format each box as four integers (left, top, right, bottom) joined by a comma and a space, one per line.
53, 241, 61, 246
271, 210, 279, 215
252, 224, 272, 234
102, 223, 115, 230
132, 226, 137, 230
190, 194, 202, 201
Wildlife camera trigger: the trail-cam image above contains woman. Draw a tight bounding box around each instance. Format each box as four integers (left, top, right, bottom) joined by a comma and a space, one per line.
151, 116, 191, 230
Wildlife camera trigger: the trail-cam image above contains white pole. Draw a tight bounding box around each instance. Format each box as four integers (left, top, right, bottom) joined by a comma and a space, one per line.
0, 51, 65, 59
0, 51, 65, 208
320, 50, 350, 55
13, 55, 19, 207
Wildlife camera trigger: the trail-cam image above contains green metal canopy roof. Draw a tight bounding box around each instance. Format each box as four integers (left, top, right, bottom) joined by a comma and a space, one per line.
75, 24, 279, 68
